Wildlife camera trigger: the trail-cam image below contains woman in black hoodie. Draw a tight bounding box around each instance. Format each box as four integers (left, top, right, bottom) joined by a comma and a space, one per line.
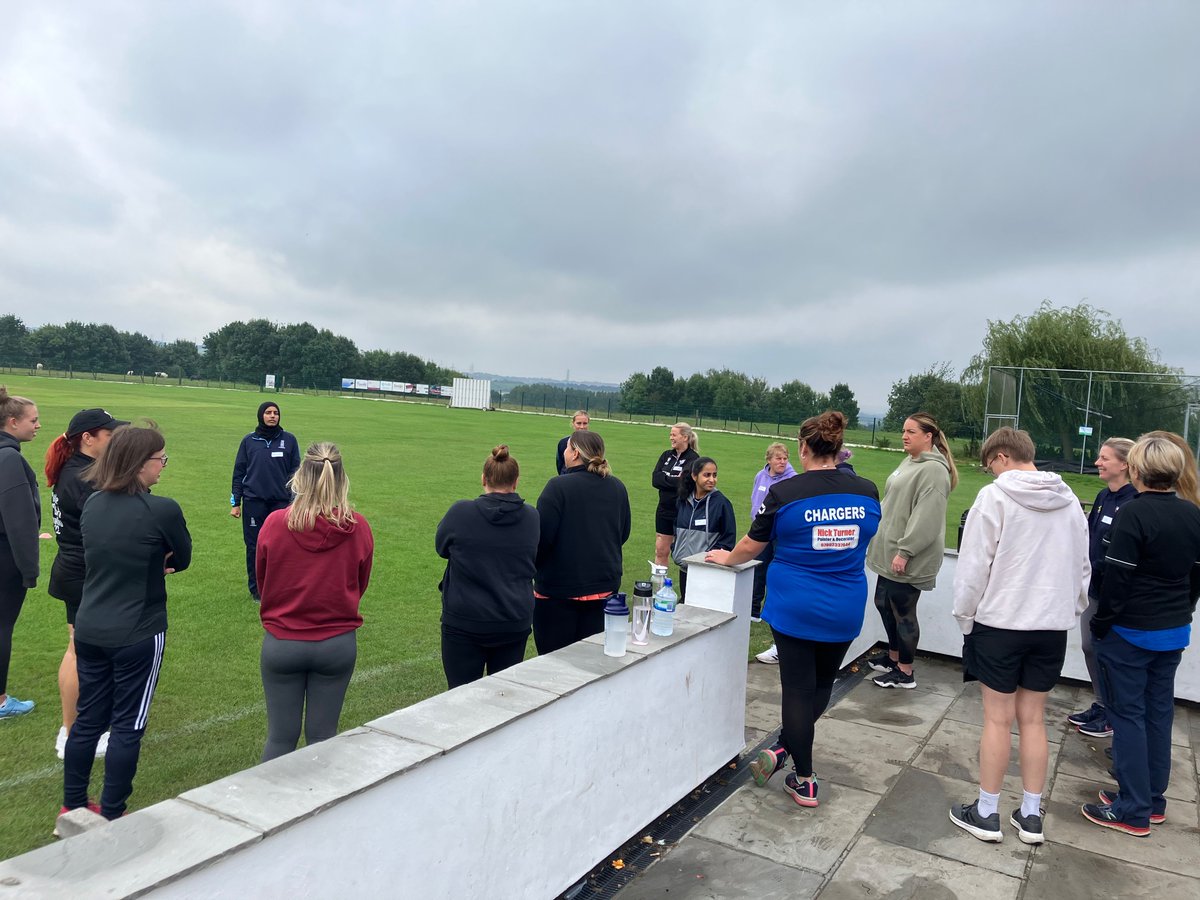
436, 445, 540, 688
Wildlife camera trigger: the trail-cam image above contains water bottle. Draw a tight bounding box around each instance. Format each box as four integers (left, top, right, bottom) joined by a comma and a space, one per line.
630, 581, 653, 645
603, 593, 630, 657
650, 578, 678, 637
648, 562, 667, 598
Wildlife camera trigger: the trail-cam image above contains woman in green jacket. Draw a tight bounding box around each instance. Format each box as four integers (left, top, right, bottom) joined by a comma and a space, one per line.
865, 413, 958, 689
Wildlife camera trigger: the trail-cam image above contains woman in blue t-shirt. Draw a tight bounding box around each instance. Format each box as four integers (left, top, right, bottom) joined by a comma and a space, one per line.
707, 411, 880, 809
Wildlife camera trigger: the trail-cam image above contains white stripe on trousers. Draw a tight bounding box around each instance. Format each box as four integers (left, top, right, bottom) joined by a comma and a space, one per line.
135, 632, 165, 731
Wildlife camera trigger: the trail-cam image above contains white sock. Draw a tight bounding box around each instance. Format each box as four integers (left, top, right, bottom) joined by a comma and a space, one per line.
1021, 791, 1042, 818
977, 788, 1000, 818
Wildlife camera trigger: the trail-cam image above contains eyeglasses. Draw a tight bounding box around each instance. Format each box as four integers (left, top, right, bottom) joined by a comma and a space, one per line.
149, 455, 169, 467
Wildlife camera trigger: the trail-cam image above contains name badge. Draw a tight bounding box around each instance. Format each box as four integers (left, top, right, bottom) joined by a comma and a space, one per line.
758, 485, 767, 492
1101, 515, 1113, 524
694, 518, 707, 526
271, 451, 284, 458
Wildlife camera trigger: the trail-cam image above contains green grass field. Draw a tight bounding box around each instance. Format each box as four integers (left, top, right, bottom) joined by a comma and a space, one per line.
0, 374, 1099, 858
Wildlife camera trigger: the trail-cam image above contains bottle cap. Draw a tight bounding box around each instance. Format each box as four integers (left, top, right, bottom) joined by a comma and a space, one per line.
633, 581, 653, 597
604, 592, 629, 616
663, 577, 673, 588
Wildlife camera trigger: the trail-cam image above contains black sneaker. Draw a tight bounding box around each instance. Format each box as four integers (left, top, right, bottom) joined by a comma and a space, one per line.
783, 772, 818, 808
1010, 809, 1044, 844
949, 800, 1002, 842
1067, 702, 1103, 727
1077, 715, 1113, 738
1099, 790, 1165, 824
1080, 803, 1149, 837
865, 651, 895, 673
873, 668, 916, 689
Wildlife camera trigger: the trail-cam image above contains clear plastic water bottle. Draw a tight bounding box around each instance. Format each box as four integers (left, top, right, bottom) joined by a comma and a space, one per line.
650, 577, 678, 637
603, 593, 629, 658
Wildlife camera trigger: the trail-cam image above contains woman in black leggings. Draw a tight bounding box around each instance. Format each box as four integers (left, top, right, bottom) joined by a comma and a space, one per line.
256, 442, 374, 761
0, 386, 41, 720
436, 445, 539, 687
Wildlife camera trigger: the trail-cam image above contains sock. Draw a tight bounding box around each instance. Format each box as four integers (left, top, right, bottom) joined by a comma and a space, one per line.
1021, 791, 1042, 818
977, 788, 1000, 818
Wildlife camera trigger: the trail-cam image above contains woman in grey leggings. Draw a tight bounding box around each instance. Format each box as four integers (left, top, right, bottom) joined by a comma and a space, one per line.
255, 442, 374, 762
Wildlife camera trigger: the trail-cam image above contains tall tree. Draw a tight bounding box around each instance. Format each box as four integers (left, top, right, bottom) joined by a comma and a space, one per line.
884, 363, 967, 434
963, 301, 1182, 460
0, 315, 29, 365
827, 383, 860, 429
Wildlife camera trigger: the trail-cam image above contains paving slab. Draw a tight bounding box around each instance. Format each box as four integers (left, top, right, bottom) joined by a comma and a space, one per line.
914, 716, 1063, 795
862, 768, 1034, 878
820, 833, 1021, 899
1045, 772, 1200, 878
746, 660, 783, 694
617, 835, 821, 900
824, 677, 956, 739
943, 684, 1079, 744
744, 694, 785, 733
811, 717, 920, 795
1171, 705, 1189, 748
692, 780, 878, 875
905, 656, 971, 698
743, 726, 769, 756
1023, 840, 1200, 899
1055, 730, 1196, 804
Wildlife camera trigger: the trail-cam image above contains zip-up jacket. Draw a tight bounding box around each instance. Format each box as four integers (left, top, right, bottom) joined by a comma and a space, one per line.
675, 489, 737, 563
77, 491, 192, 648
750, 462, 797, 522
1093, 492, 1200, 638
1086, 482, 1137, 598
437, 492, 539, 634
652, 447, 698, 511
536, 467, 631, 597
231, 431, 300, 505
49, 452, 97, 599
0, 431, 41, 587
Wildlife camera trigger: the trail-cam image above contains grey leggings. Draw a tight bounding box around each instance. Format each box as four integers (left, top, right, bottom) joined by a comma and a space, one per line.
1079, 594, 1104, 704
260, 631, 357, 762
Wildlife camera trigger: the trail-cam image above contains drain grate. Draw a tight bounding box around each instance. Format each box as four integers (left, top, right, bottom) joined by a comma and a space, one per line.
557, 664, 869, 899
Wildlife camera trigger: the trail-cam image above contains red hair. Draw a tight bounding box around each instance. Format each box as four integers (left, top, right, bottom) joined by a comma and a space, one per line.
45, 432, 84, 487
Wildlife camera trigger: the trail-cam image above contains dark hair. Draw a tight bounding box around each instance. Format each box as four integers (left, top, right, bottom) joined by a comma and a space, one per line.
83, 424, 164, 495
906, 412, 960, 489
483, 444, 519, 489
798, 411, 846, 459
678, 456, 717, 500
569, 431, 611, 477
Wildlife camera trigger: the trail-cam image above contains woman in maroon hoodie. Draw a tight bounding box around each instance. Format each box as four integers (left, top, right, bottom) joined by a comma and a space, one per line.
255, 441, 374, 762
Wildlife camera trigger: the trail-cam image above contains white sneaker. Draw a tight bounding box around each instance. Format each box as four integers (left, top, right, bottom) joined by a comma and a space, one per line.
57, 727, 110, 759
756, 644, 779, 665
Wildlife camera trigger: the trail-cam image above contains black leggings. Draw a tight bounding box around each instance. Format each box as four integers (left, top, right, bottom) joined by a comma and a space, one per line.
260, 631, 357, 762
533, 598, 605, 655
772, 629, 851, 778
0, 571, 27, 696
242, 498, 289, 597
441, 627, 529, 689
874, 576, 922, 665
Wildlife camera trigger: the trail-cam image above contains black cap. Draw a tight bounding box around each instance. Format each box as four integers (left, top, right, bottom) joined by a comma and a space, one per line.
67, 408, 130, 437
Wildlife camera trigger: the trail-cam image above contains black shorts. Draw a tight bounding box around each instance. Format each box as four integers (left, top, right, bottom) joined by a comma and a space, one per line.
48, 554, 84, 626
655, 507, 677, 536
963, 623, 1067, 693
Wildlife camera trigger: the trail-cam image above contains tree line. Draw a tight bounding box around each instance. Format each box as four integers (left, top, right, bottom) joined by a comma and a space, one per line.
0, 316, 459, 389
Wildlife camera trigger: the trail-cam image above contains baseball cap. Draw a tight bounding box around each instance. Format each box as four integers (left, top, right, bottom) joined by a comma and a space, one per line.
67, 408, 130, 436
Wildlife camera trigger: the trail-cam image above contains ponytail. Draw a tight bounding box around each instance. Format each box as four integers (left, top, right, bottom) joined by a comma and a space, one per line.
909, 412, 959, 490
44, 433, 79, 487
570, 431, 611, 478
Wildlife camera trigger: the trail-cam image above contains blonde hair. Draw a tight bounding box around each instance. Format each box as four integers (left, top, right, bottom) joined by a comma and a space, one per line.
980, 427, 1036, 465
0, 385, 35, 427
1140, 431, 1199, 505
765, 442, 789, 461
287, 442, 354, 531
569, 431, 611, 477
672, 422, 698, 452
908, 412, 959, 490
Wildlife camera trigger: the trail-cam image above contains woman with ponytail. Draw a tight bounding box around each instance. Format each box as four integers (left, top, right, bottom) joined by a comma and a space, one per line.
45, 408, 128, 757
865, 412, 959, 689
436, 445, 539, 687
533, 431, 631, 654
255, 442, 373, 761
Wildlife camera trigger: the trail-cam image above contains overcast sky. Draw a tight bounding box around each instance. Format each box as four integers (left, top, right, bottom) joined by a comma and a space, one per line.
2, 1, 1198, 411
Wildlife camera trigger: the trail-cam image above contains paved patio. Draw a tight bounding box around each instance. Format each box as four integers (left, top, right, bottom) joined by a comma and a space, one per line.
618, 652, 1200, 899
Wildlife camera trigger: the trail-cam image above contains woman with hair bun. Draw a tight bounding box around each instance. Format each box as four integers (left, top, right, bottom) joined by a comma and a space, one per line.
707, 411, 880, 809
0, 385, 41, 720
865, 412, 959, 689
534, 431, 631, 655
436, 445, 540, 687
652, 423, 699, 568
45, 408, 129, 757
256, 442, 373, 762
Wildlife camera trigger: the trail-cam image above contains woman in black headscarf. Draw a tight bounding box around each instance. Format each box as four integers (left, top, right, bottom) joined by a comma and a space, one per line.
230, 401, 300, 601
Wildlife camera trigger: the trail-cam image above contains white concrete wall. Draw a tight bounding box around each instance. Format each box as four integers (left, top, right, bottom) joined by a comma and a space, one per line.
0, 565, 755, 899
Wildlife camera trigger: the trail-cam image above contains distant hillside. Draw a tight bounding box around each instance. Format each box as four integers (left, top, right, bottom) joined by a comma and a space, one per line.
468, 371, 620, 395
